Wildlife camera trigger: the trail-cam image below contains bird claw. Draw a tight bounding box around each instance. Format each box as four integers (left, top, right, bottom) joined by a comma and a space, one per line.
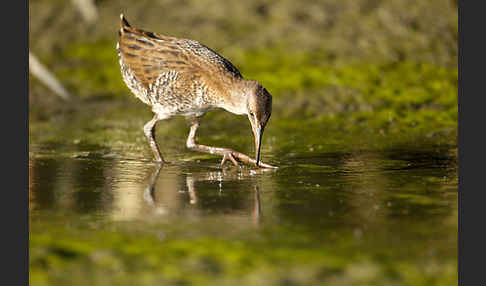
220, 150, 278, 169
221, 152, 239, 166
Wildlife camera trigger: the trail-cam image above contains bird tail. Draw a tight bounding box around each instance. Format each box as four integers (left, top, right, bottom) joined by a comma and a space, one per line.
117, 13, 171, 42
119, 14, 132, 35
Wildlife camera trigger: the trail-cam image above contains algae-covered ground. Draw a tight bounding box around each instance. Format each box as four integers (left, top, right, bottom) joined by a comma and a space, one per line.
30, 0, 457, 285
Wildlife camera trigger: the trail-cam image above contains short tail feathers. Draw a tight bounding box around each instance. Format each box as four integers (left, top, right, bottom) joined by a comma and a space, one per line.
119, 13, 132, 36
120, 14, 131, 28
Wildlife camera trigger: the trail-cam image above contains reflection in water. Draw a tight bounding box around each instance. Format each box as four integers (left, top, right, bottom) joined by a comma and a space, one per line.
186, 175, 198, 205
29, 152, 277, 227
29, 144, 457, 257
253, 186, 261, 226
142, 164, 267, 226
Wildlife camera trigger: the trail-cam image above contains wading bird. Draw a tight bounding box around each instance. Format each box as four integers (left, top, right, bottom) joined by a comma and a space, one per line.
117, 14, 276, 168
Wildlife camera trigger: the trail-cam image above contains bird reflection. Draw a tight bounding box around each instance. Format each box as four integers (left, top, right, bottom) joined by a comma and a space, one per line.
253, 186, 261, 226
143, 163, 161, 207
185, 175, 198, 205
143, 164, 274, 226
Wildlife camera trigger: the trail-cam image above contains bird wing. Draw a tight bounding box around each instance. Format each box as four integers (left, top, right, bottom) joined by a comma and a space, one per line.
117, 15, 242, 90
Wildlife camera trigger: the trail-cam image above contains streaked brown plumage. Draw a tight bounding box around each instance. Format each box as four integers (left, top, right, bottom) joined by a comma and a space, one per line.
117, 14, 276, 168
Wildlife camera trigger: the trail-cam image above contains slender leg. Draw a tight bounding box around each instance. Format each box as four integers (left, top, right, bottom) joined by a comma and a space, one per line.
186, 117, 276, 168
143, 114, 166, 163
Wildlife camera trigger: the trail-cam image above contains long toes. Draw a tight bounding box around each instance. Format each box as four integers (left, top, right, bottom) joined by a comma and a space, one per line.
260, 162, 278, 169
221, 153, 239, 167
254, 160, 278, 169
228, 154, 239, 166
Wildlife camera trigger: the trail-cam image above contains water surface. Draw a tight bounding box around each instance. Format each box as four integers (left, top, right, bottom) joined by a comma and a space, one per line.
29, 100, 457, 285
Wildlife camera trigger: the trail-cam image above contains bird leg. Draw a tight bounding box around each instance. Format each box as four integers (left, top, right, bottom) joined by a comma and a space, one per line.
186, 117, 276, 168
143, 114, 167, 163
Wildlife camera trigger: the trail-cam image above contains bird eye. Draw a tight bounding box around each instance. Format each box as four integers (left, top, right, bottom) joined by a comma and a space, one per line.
249, 111, 254, 117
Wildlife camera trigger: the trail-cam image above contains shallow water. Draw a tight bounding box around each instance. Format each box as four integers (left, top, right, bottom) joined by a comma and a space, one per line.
30, 143, 457, 227
29, 100, 457, 285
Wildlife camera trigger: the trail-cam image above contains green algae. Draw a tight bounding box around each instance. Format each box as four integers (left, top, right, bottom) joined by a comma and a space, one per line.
30, 216, 456, 286
56, 40, 127, 97
30, 39, 457, 157
52, 40, 457, 121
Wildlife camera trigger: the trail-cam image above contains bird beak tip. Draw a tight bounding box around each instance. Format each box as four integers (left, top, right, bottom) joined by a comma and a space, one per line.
254, 125, 263, 167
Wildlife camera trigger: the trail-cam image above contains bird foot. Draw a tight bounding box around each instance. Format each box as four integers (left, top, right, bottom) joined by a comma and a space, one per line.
220, 150, 278, 169
221, 152, 239, 166
255, 161, 279, 169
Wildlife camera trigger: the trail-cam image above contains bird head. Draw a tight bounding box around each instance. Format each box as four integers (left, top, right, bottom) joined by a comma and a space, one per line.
246, 81, 272, 167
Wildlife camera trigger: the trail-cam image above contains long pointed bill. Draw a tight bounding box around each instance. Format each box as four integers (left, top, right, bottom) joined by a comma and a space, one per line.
254, 125, 263, 166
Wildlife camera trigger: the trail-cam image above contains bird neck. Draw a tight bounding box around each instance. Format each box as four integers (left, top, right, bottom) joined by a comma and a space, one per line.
219, 79, 251, 115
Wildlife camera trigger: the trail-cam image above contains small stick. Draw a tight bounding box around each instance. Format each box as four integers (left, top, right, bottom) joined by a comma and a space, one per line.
29, 52, 72, 101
